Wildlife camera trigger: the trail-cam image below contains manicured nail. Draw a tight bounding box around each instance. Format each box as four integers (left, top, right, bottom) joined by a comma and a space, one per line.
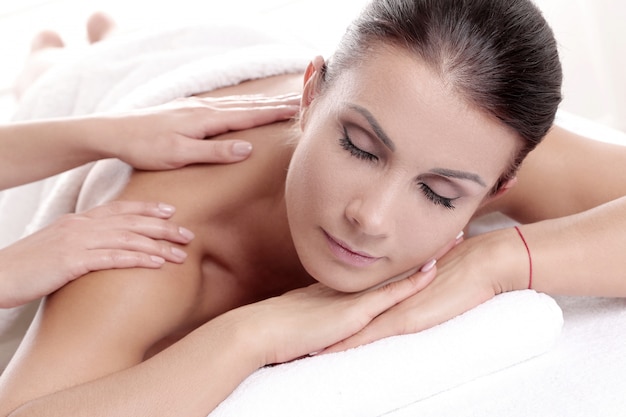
232, 141, 252, 157
151, 256, 166, 265
456, 230, 464, 240
178, 227, 195, 241
170, 247, 188, 260
420, 259, 437, 273
158, 203, 176, 216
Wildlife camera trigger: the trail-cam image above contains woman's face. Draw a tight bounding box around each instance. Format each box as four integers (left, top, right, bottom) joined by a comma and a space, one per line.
285, 46, 519, 292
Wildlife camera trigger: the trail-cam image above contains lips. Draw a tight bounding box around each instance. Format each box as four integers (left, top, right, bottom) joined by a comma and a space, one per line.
323, 230, 381, 268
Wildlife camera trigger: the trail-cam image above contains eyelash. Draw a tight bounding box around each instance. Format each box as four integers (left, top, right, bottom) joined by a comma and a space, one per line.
419, 183, 456, 210
338, 128, 378, 162
338, 126, 456, 210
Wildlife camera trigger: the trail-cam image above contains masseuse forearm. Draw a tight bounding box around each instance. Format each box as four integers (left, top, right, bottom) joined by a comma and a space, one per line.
0, 118, 107, 190
5, 318, 262, 417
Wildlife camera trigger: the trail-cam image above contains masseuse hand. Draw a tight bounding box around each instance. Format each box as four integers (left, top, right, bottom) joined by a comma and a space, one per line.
319, 232, 513, 353
1, 94, 300, 190
105, 94, 301, 170
0, 200, 194, 309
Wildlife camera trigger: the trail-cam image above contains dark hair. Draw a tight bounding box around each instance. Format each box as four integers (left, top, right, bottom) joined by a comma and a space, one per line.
324, 0, 562, 192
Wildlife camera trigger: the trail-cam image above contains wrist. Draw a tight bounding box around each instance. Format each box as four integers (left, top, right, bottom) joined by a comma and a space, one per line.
44, 115, 115, 163
213, 305, 271, 369
471, 227, 531, 294
74, 114, 122, 161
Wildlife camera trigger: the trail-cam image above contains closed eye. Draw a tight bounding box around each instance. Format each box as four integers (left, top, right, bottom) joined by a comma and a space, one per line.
338, 127, 378, 162
419, 183, 457, 210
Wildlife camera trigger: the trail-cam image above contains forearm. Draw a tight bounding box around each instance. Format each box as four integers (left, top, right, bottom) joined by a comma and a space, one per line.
517, 196, 626, 296
481, 196, 626, 297
0, 116, 115, 190
6, 315, 263, 417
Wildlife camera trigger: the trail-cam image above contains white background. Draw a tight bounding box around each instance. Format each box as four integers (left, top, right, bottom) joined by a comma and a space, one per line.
0, 0, 624, 131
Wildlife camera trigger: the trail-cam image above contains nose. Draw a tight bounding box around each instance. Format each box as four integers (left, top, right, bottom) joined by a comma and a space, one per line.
344, 183, 398, 237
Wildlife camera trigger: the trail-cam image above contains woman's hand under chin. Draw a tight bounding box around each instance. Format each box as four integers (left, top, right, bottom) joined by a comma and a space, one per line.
219, 232, 465, 366
219, 267, 437, 367
321, 228, 528, 353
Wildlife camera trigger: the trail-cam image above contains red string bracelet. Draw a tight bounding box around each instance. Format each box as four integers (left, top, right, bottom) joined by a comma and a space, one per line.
513, 226, 533, 290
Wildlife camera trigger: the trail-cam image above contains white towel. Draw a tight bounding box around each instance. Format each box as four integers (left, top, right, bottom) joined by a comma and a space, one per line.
210, 290, 563, 417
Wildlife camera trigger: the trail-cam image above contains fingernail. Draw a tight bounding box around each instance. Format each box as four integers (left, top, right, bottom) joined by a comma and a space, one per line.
420, 259, 437, 273
171, 247, 188, 260
179, 227, 195, 241
158, 203, 176, 216
151, 255, 166, 265
232, 141, 252, 157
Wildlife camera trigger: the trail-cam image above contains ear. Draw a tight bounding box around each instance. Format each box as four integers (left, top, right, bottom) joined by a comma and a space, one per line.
479, 176, 518, 208
301, 55, 326, 112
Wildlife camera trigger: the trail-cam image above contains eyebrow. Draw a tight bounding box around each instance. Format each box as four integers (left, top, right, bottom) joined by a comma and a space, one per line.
429, 168, 487, 187
346, 103, 396, 151
346, 102, 486, 187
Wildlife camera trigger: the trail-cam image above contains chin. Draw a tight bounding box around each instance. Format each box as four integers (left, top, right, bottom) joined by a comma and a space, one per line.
300, 252, 419, 293
312, 267, 401, 293
366, 266, 420, 291
323, 279, 368, 293
303, 263, 370, 293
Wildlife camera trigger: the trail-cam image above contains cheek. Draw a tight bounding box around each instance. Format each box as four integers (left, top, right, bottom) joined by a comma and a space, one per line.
392, 206, 471, 266
287, 136, 347, 198
286, 141, 336, 223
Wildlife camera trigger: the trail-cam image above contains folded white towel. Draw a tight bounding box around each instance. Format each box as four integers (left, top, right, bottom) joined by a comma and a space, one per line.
210, 290, 563, 417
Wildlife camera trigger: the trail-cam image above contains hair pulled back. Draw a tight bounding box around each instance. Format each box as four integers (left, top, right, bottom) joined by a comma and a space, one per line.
325, 0, 562, 186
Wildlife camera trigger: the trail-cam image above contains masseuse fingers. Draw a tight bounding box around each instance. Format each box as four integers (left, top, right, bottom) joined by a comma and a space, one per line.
77, 248, 174, 275
82, 227, 189, 262
95, 214, 194, 245
81, 200, 179, 220
75, 202, 195, 245
199, 103, 300, 137
170, 99, 299, 164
